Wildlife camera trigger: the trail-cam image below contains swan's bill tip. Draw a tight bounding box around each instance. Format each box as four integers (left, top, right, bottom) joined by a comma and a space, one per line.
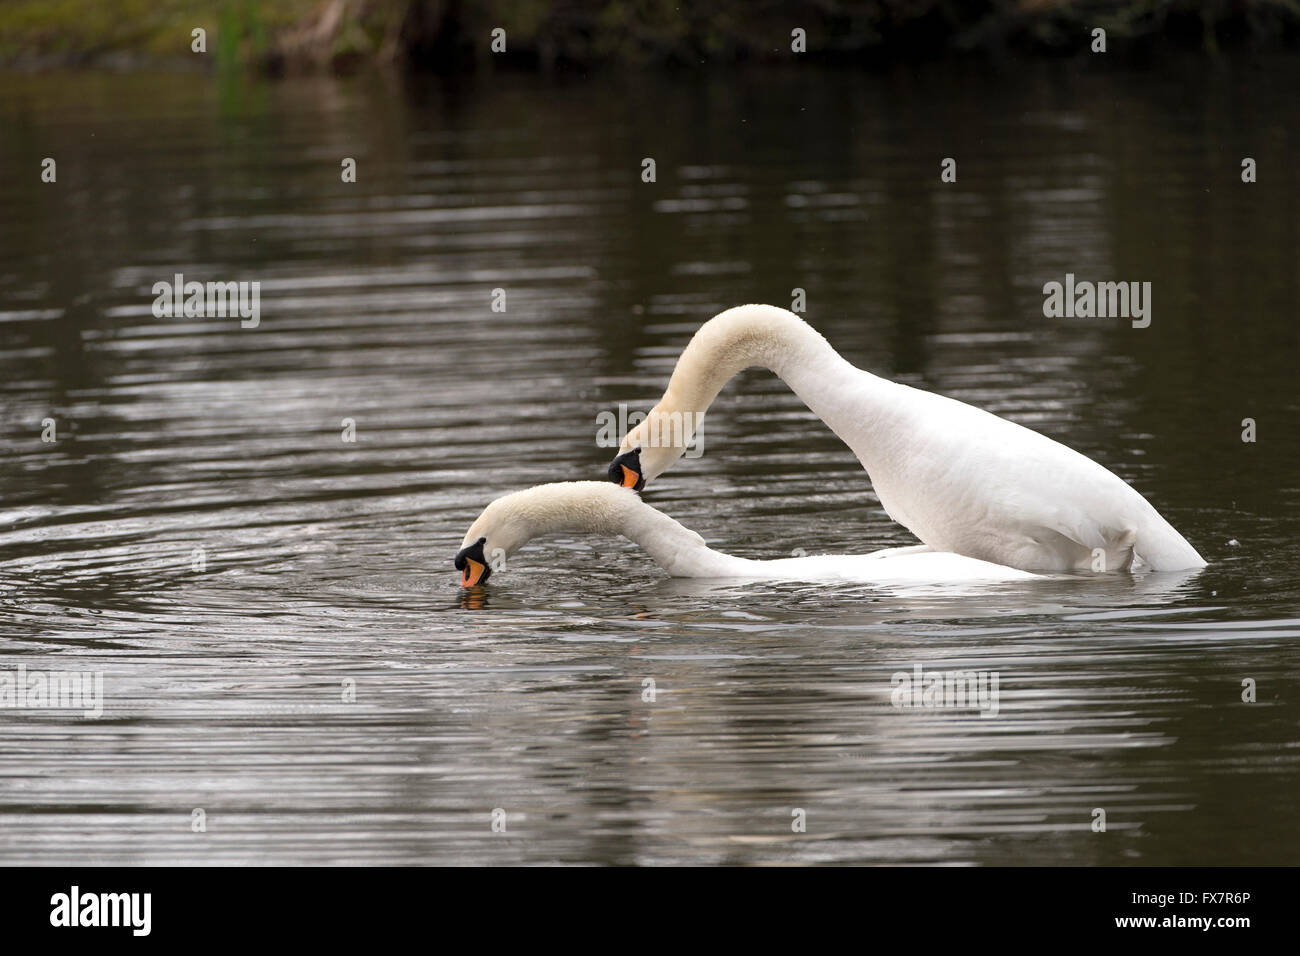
460, 557, 488, 588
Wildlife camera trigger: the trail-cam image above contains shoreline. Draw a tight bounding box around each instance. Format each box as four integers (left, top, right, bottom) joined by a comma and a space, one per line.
2, 0, 1298, 75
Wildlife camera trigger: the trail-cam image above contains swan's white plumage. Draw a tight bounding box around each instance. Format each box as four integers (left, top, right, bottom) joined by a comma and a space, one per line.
616, 305, 1205, 572
461, 482, 1038, 584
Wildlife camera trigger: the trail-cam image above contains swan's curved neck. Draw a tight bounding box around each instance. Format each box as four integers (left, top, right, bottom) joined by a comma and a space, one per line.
616, 498, 746, 576
660, 305, 836, 405
495, 483, 748, 576
645, 305, 887, 472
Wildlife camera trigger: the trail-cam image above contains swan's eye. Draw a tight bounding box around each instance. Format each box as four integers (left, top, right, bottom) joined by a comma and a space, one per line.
607, 447, 645, 492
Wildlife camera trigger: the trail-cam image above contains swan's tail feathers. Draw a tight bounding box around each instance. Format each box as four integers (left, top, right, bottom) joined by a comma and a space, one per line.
1134, 520, 1207, 571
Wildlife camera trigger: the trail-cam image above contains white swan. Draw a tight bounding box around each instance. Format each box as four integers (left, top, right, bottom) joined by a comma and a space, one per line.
606, 305, 1205, 572
455, 482, 1039, 587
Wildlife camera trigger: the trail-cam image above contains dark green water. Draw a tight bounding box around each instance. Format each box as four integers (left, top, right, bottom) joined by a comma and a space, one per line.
0, 57, 1297, 864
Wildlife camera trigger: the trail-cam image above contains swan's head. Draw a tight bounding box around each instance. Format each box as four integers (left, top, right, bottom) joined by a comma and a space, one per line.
607, 444, 646, 492
455, 482, 636, 587
453, 536, 494, 587
454, 494, 523, 587
607, 411, 685, 491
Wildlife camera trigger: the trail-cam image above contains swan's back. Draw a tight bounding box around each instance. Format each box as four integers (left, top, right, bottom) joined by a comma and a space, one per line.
847, 380, 1205, 571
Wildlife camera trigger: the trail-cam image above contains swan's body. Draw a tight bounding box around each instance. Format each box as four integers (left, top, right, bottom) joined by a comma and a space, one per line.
609, 305, 1206, 573
456, 482, 1039, 586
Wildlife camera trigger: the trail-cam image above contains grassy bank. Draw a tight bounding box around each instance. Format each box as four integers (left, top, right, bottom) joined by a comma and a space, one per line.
2, 0, 1299, 72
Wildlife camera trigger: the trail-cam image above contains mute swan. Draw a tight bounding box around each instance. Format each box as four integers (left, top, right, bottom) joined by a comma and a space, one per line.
455, 482, 1039, 586
606, 305, 1206, 573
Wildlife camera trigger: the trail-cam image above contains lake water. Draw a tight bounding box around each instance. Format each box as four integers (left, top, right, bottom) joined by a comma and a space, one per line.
0, 56, 1297, 865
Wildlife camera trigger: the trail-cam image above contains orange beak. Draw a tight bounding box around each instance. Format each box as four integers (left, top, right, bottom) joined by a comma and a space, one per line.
460, 558, 487, 588
619, 464, 640, 489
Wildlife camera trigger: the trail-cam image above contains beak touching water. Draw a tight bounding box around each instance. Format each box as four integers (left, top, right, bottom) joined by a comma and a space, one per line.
607, 447, 645, 492
454, 537, 491, 587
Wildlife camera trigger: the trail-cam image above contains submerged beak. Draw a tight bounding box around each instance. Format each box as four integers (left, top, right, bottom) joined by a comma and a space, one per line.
607, 447, 645, 492
454, 538, 492, 588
